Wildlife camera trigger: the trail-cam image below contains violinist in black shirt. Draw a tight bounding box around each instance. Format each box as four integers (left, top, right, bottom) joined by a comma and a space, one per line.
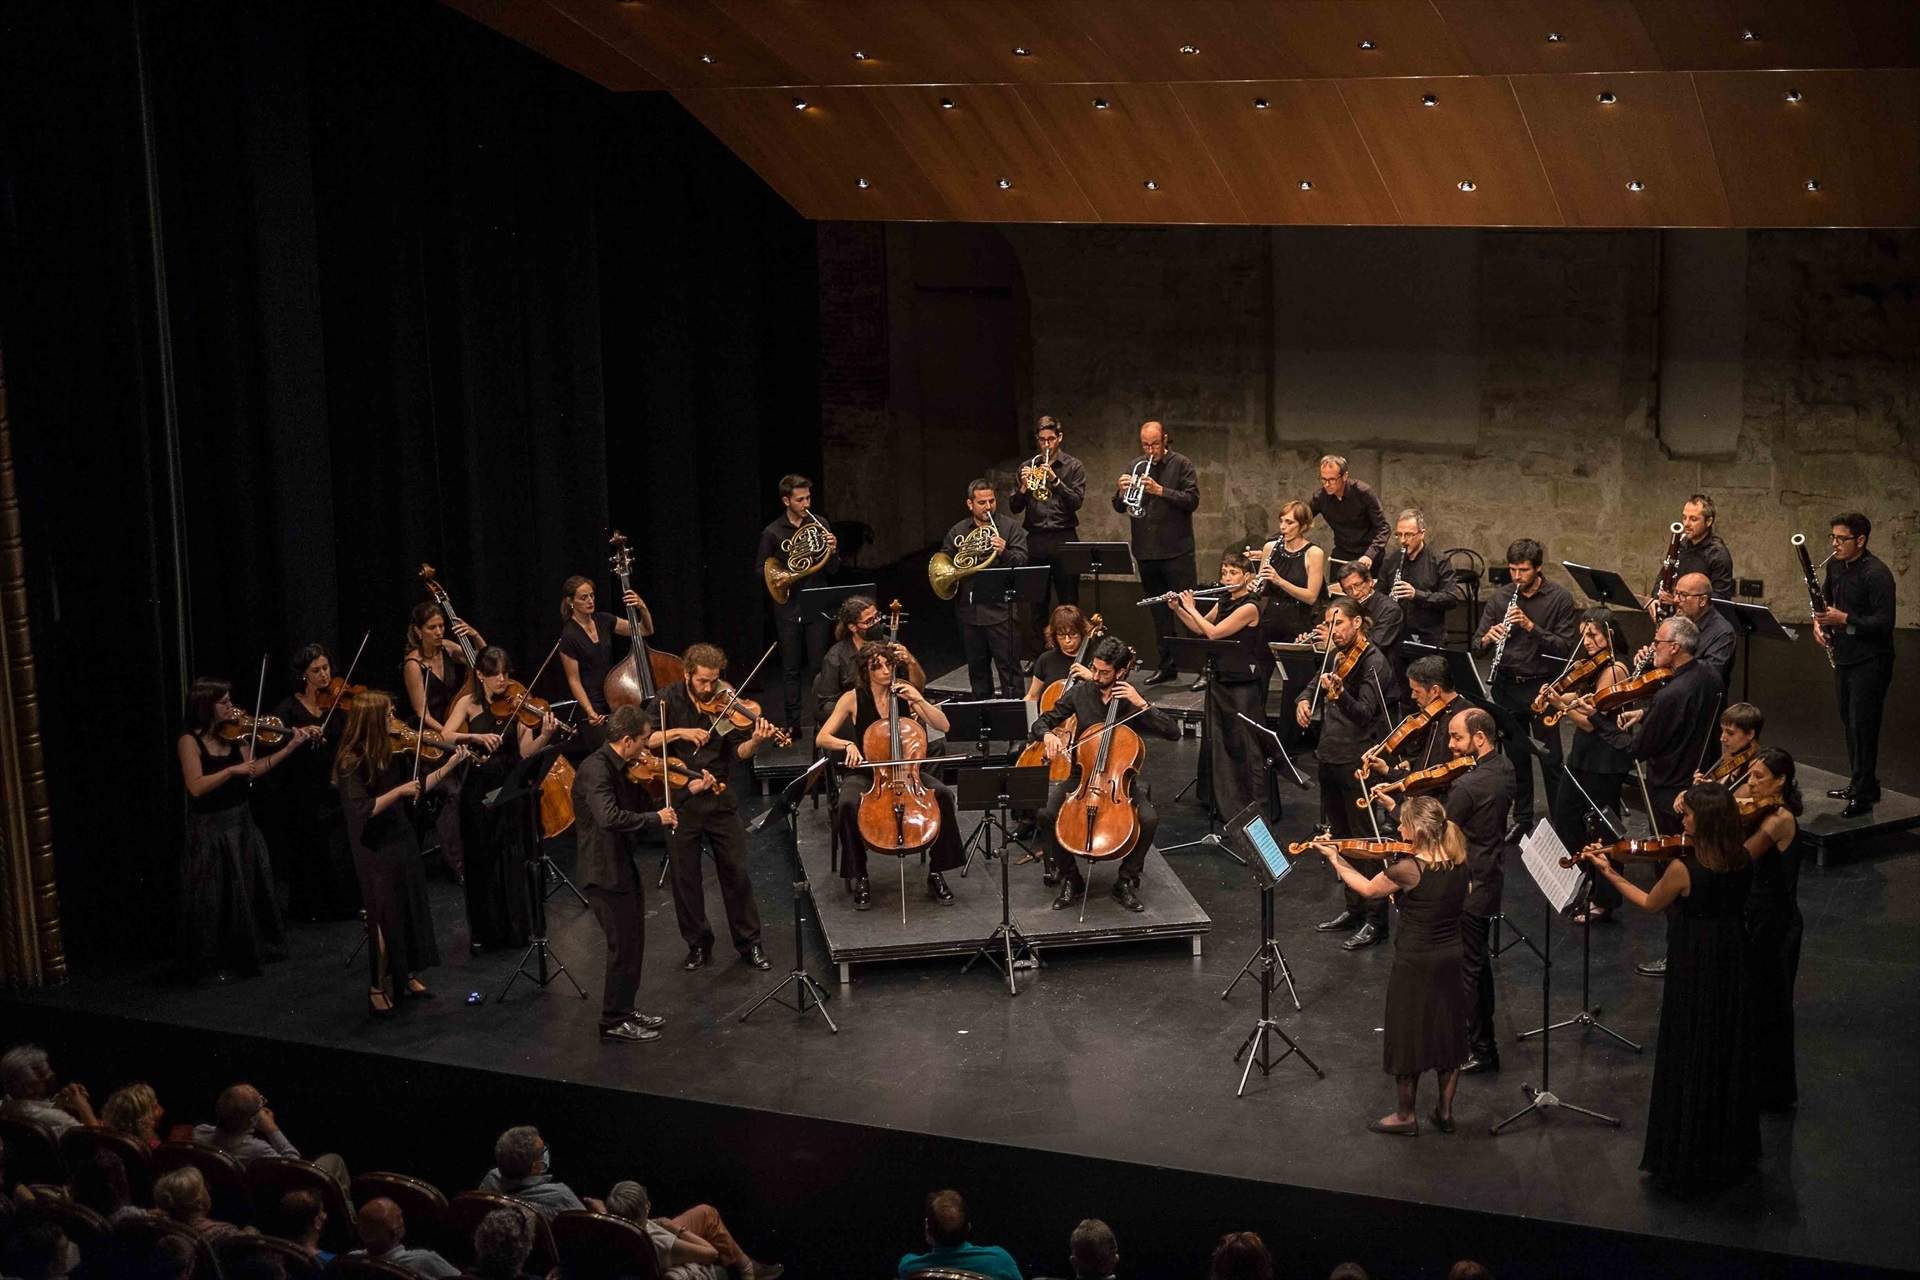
1440, 709, 1515, 1075
754, 474, 841, 730
1309, 454, 1389, 576
1009, 415, 1088, 630
1815, 511, 1897, 817
1337, 563, 1405, 718
1472, 539, 1579, 830
1584, 615, 1725, 835
1113, 421, 1201, 683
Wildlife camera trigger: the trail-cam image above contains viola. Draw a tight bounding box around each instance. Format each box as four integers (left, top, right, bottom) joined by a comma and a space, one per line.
1535, 649, 1615, 725
1359, 754, 1474, 809
417, 563, 482, 703
695, 681, 794, 749
856, 683, 941, 857
1587, 666, 1672, 714
626, 754, 726, 800
603, 531, 686, 711
314, 677, 367, 715
216, 712, 292, 748
1560, 833, 1690, 869
488, 681, 577, 739
1053, 690, 1145, 864
1288, 834, 1418, 860
1361, 689, 1454, 775
386, 715, 455, 762
1035, 613, 1105, 714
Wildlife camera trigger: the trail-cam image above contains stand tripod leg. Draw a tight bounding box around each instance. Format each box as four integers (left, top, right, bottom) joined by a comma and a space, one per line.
543, 855, 589, 908
738, 814, 840, 1033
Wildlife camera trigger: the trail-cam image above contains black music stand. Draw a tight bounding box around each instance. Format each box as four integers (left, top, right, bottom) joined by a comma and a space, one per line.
1561, 561, 1643, 612
942, 698, 1034, 874
1447, 692, 1545, 967
1220, 802, 1323, 1096
739, 757, 837, 1032
1401, 640, 1490, 703
1057, 542, 1136, 628
1516, 781, 1639, 1055
1160, 636, 1254, 865
490, 744, 589, 1004
959, 764, 1052, 995
798, 580, 879, 627
1714, 598, 1792, 704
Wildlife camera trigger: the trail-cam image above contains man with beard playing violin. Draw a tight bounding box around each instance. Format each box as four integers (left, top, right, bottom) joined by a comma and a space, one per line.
1028, 636, 1183, 913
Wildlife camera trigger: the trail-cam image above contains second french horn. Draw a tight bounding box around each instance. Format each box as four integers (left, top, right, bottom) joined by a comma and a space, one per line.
762, 509, 834, 604
928, 522, 1000, 600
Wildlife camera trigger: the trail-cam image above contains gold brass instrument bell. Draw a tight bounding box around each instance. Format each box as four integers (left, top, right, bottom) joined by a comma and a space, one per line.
928, 522, 1000, 601
762, 509, 834, 603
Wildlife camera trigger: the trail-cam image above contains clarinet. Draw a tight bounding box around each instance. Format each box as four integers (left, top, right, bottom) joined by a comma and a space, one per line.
1486, 585, 1516, 682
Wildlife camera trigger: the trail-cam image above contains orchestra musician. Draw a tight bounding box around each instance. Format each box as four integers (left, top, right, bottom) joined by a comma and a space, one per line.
1438, 708, 1514, 1076
1381, 508, 1465, 647
1360, 654, 1468, 799
1543, 610, 1634, 922
813, 595, 928, 725
1815, 511, 1896, 818
754, 474, 841, 730
402, 601, 485, 880
1026, 605, 1092, 701
558, 574, 655, 729
271, 644, 360, 923
1256, 500, 1326, 748
1008, 415, 1087, 635
1336, 563, 1406, 719
1739, 747, 1807, 1111
1647, 494, 1735, 615
1642, 572, 1735, 698
815, 644, 965, 910
1471, 539, 1578, 830
1171, 549, 1279, 826
652, 644, 774, 972
1114, 421, 1201, 685
943, 479, 1029, 699
1309, 454, 1389, 578
1295, 599, 1394, 950
1028, 637, 1183, 913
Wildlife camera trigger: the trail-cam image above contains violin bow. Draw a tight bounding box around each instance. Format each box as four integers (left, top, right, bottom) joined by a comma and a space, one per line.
657, 693, 674, 805
412, 706, 427, 790
1360, 662, 1396, 838
1305, 627, 1338, 719
514, 638, 564, 722
1690, 704, 1723, 781
710, 642, 779, 732
318, 630, 371, 739
246, 654, 268, 789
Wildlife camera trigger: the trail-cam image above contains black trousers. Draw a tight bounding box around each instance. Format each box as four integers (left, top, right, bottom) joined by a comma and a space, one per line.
1318, 761, 1387, 930
773, 607, 830, 729
1837, 652, 1893, 802
1026, 529, 1081, 623
584, 856, 643, 1028
832, 776, 966, 881
665, 794, 762, 954
1459, 911, 1498, 1059
1553, 767, 1628, 910
1137, 553, 1197, 673
961, 619, 1022, 699
1492, 677, 1561, 827
1040, 776, 1156, 887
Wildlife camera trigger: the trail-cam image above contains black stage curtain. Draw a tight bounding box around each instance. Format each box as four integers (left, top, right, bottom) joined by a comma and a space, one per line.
0, 0, 818, 967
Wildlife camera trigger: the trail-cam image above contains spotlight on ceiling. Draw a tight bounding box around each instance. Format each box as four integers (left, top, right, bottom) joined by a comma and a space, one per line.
1358, 38, 1376, 50
1253, 98, 1270, 110
1785, 89, 1803, 103
1143, 180, 1159, 190
1546, 31, 1563, 42
939, 97, 955, 109
1805, 179, 1821, 191
1012, 45, 1031, 57
1626, 180, 1645, 192
1597, 90, 1617, 104
997, 178, 1013, 190
1298, 180, 1314, 191
1457, 179, 1477, 192
1092, 97, 1110, 109
1179, 44, 1199, 55
1421, 94, 1437, 107
791, 97, 808, 110
852, 50, 868, 61
1740, 28, 1758, 41
699, 54, 714, 65
856, 178, 870, 189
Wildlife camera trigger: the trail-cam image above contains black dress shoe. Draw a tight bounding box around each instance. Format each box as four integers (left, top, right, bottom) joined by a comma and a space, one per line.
600, 1020, 660, 1044
1636, 956, 1667, 978
1827, 785, 1854, 800
1459, 1052, 1499, 1075
1144, 668, 1177, 686
744, 943, 771, 970
1042, 867, 1061, 887
681, 946, 712, 972
1341, 923, 1386, 950
851, 877, 871, 911
1842, 798, 1877, 819
622, 1011, 667, 1029
1187, 675, 1209, 692
1051, 883, 1082, 911
927, 871, 955, 903
1316, 909, 1356, 933
1111, 878, 1145, 913
1429, 1109, 1457, 1134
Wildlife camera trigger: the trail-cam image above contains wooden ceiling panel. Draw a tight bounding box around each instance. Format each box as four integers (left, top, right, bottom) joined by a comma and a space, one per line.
1432, 1, 1663, 75
1170, 81, 1399, 224
1511, 73, 1729, 226
541, 0, 800, 89
1631, 0, 1873, 72
442, 0, 662, 90
1017, 84, 1245, 224
676, 88, 951, 221
1265, 0, 1477, 79
1339, 77, 1564, 226
1693, 69, 1920, 226
868, 85, 1099, 223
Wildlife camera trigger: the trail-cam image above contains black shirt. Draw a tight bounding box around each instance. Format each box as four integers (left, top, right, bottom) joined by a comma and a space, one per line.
1030, 647, 1076, 688
1261, 540, 1324, 640
812, 638, 861, 724
1692, 604, 1737, 690
1007, 450, 1088, 533
1032, 680, 1182, 747
1354, 590, 1403, 654
559, 612, 623, 715
660, 680, 739, 807
943, 513, 1029, 626
1824, 550, 1896, 665
1112, 450, 1201, 561
1597, 657, 1724, 791
1378, 543, 1463, 642
1446, 752, 1516, 916
755, 512, 842, 620
1295, 642, 1392, 766
1473, 580, 1579, 682
1675, 532, 1735, 601
1310, 480, 1389, 566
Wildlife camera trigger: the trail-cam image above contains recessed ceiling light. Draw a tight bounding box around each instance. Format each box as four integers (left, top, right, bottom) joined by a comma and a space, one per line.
791, 97, 808, 110
1179, 44, 1199, 55
1358, 38, 1376, 50
1457, 180, 1477, 192
699, 54, 714, 65
1421, 94, 1437, 107
856, 178, 870, 189
1298, 180, 1314, 191
1011, 45, 1031, 57
1805, 179, 1821, 191
1546, 31, 1563, 42
1785, 89, 1803, 103
1253, 98, 1270, 110
1092, 97, 1109, 109
1597, 91, 1617, 104
1143, 180, 1159, 190
1626, 180, 1645, 192
852, 50, 868, 61
997, 178, 1013, 190
1740, 28, 1758, 41
939, 97, 955, 109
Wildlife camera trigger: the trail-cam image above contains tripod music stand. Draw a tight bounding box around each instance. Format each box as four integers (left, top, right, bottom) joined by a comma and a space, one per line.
1458, 682, 1546, 966
963, 564, 1054, 695
959, 764, 1052, 995
1219, 803, 1323, 1095
738, 757, 837, 1032
798, 580, 879, 627
1516, 779, 1639, 1054
1057, 541, 1136, 628
1161, 635, 1259, 865
491, 745, 589, 1003
1714, 598, 1792, 704
1492, 821, 1622, 1134
1561, 561, 1644, 612
941, 698, 1034, 874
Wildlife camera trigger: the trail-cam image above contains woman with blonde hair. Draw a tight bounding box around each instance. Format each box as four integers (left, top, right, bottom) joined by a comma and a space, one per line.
1311, 794, 1470, 1135
100, 1082, 164, 1150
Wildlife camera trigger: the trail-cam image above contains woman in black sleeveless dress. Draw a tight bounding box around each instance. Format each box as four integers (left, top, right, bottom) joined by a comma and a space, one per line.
1312, 795, 1469, 1134
1546, 610, 1634, 921
1739, 748, 1806, 1112
174, 678, 313, 981
1257, 500, 1327, 748
402, 601, 481, 881
1581, 783, 1758, 1192
270, 644, 361, 922
1171, 550, 1280, 825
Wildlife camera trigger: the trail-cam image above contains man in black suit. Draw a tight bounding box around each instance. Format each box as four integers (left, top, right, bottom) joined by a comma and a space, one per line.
572, 705, 701, 1044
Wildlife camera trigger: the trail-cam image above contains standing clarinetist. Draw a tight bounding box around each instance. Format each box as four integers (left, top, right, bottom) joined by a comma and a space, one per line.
1472, 539, 1578, 831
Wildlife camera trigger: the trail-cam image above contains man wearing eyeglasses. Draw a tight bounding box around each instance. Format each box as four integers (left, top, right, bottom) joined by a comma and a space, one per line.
1815, 512, 1896, 819
1631, 572, 1736, 766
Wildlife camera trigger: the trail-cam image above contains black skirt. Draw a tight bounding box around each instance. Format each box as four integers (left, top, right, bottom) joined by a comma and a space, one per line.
176, 808, 287, 980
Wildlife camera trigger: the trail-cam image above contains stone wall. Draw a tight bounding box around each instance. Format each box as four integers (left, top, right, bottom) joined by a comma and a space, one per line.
819, 224, 1917, 625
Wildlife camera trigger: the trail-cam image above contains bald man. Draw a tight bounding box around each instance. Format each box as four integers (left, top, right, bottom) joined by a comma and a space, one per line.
1112, 420, 1201, 683
1634, 571, 1733, 767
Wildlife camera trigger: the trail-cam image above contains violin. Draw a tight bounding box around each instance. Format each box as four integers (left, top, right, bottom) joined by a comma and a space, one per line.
856, 681, 941, 857
216, 712, 292, 748
488, 681, 577, 739
603, 531, 686, 710
417, 564, 482, 703
1359, 689, 1454, 777
1705, 743, 1756, 786
1035, 614, 1105, 714
1359, 754, 1474, 809
1319, 633, 1370, 702
1053, 683, 1145, 864
1737, 793, 1781, 830
1534, 649, 1615, 725
386, 715, 455, 762
1586, 666, 1672, 714
1560, 833, 1690, 869
314, 677, 367, 715
695, 681, 794, 748
626, 754, 726, 800
1289, 834, 1417, 860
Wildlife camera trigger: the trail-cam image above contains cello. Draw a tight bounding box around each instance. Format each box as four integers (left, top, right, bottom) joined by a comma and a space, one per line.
856, 680, 941, 859
1052, 687, 1146, 871
1014, 613, 1103, 783
602, 530, 686, 711
417, 564, 482, 704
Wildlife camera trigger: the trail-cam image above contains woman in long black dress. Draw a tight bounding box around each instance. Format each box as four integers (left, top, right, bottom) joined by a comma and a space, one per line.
1171, 550, 1280, 825
556, 573, 654, 728
1256, 500, 1326, 748
1311, 795, 1469, 1134
1580, 782, 1757, 1192
402, 602, 483, 882
270, 644, 361, 922
1739, 748, 1806, 1112
442, 647, 565, 952
174, 678, 314, 981
1544, 609, 1633, 922
335, 690, 468, 1016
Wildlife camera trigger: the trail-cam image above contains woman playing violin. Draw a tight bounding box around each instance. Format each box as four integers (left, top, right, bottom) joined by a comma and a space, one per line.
817, 644, 964, 911
442, 647, 564, 952
558, 573, 653, 727
1577, 783, 1757, 1193
335, 690, 471, 1017
1172, 548, 1280, 828
269, 644, 361, 922
1544, 609, 1632, 922
1739, 748, 1806, 1111
1306, 795, 1470, 1135
402, 601, 483, 881
175, 677, 316, 982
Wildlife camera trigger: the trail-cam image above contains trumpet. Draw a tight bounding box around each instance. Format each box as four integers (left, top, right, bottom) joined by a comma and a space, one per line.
929, 521, 1001, 601
1021, 444, 1056, 504
1121, 457, 1152, 519
762, 508, 834, 604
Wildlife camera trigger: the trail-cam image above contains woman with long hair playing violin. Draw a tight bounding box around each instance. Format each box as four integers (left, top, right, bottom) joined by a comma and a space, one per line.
1544, 608, 1632, 922
1307, 795, 1470, 1135
1578, 783, 1757, 1193
402, 601, 484, 882
335, 690, 470, 1017
270, 644, 362, 923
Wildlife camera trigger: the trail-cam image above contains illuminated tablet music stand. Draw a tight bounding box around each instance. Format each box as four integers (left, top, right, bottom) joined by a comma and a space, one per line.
959, 763, 1052, 995
1220, 802, 1323, 1096
1057, 541, 1136, 626
489, 744, 588, 1004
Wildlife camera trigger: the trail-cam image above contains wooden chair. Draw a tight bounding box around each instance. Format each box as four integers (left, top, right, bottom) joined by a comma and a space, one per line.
349, 1171, 449, 1253
444, 1191, 557, 1274
0, 1113, 68, 1186
218, 1233, 325, 1280
59, 1124, 155, 1204
551, 1209, 661, 1280
247, 1155, 356, 1255
154, 1140, 254, 1226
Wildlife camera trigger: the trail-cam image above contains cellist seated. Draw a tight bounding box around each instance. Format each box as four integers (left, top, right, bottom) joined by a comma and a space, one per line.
816, 645, 965, 912
1028, 636, 1183, 913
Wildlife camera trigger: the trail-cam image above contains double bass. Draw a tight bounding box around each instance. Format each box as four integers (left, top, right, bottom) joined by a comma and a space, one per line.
602, 531, 685, 711
418, 564, 482, 704
1053, 689, 1145, 866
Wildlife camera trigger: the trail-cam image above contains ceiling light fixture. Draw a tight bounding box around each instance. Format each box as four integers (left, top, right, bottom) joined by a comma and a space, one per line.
1457, 179, 1477, 192
791, 97, 808, 110
1179, 44, 1199, 55
1298, 180, 1313, 191
1143, 180, 1159, 190
1011, 45, 1030, 57
856, 178, 870, 189
997, 178, 1013, 190
1597, 90, 1616, 104
1740, 28, 1758, 41
1421, 94, 1437, 107
1626, 179, 1644, 192
852, 50, 868, 61
1253, 98, 1270, 109
1785, 89, 1803, 103
1358, 38, 1376, 50
1805, 179, 1821, 191
1092, 97, 1109, 109
699, 54, 714, 65
1546, 31, 1563, 42
939, 97, 955, 109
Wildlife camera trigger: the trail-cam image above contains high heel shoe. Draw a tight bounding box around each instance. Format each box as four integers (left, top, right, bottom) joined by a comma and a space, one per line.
369, 990, 396, 1019
404, 978, 434, 999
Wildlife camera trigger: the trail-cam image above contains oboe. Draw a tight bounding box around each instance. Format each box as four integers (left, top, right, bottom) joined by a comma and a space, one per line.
1486, 585, 1517, 682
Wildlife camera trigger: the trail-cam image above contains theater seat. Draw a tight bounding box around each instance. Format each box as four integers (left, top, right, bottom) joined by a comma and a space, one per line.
444, 1191, 556, 1274
220, 1233, 326, 1280
0, 1114, 67, 1186
30, 1196, 109, 1261
108, 1215, 219, 1280
248, 1155, 356, 1254
326, 1256, 416, 1279
551, 1209, 662, 1280
154, 1140, 253, 1225
349, 1171, 449, 1252
60, 1124, 155, 1203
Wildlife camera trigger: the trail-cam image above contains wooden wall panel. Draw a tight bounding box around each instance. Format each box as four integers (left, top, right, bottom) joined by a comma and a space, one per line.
1434, 0, 1663, 75
1017, 84, 1245, 224
1512, 73, 1730, 226
1170, 81, 1399, 225
868, 86, 1098, 223
1265, 0, 1478, 78
1340, 77, 1564, 226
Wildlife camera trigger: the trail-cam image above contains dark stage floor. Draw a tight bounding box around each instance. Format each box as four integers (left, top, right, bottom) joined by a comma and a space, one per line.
12, 737, 1920, 1276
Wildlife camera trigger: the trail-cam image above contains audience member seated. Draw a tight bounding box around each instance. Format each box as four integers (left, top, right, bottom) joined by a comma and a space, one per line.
0, 1045, 98, 1135
153, 1166, 254, 1245
604, 1179, 783, 1280
227, 1256, 291, 1280
897, 1189, 1021, 1280
1327, 1264, 1369, 1280
470, 1207, 542, 1280
101, 1083, 167, 1152
479, 1126, 601, 1219
349, 1197, 459, 1278
1068, 1219, 1117, 1280
1447, 1263, 1490, 1280
274, 1190, 335, 1267
191, 1084, 348, 1186
2, 1208, 79, 1280
1208, 1232, 1274, 1280
145, 1231, 198, 1280
71, 1149, 150, 1225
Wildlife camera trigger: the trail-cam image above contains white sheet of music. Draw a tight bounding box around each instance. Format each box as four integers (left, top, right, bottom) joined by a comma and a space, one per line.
1520, 819, 1587, 914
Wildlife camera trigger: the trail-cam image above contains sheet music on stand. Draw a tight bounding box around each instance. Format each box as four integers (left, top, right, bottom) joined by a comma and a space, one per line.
1519, 819, 1586, 915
